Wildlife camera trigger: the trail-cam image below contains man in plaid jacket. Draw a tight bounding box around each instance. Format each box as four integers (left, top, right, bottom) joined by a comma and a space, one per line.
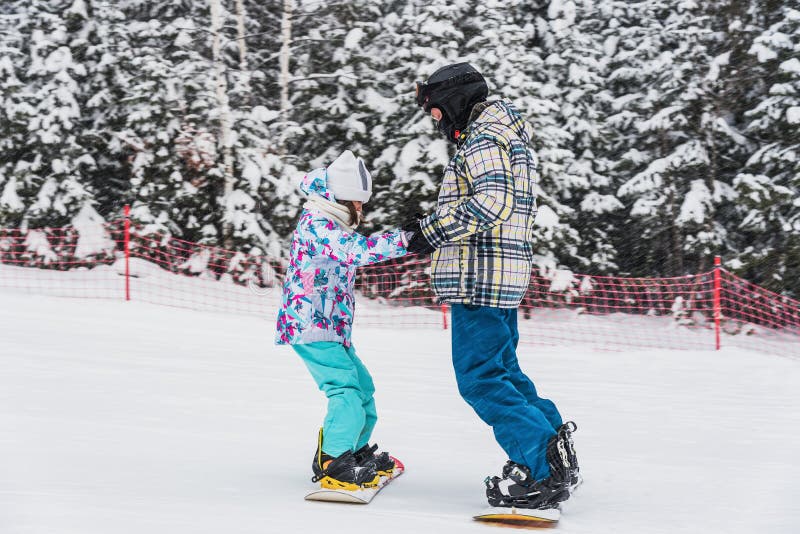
403, 63, 580, 511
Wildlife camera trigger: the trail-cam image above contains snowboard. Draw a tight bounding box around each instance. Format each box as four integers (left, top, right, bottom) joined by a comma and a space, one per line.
474, 506, 560, 528
304, 457, 404, 504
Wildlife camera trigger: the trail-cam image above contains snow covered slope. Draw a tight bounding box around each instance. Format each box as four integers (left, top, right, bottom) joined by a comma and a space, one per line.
1, 292, 798, 533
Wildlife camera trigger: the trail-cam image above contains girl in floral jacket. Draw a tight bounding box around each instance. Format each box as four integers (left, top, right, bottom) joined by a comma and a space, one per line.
276, 150, 407, 491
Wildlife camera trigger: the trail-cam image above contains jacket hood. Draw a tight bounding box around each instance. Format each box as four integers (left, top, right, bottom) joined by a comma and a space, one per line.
466, 99, 532, 145
299, 168, 336, 202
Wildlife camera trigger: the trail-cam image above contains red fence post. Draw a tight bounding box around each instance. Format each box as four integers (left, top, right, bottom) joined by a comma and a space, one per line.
714, 255, 721, 350
442, 303, 449, 330
124, 205, 131, 301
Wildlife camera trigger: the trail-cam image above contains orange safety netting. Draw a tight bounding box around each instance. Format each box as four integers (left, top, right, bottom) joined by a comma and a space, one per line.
1, 217, 797, 357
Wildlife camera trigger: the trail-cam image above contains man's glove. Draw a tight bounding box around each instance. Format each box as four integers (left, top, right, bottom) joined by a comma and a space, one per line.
401, 215, 436, 255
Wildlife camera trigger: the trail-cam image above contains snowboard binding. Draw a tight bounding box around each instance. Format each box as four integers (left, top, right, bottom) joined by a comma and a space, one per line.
485, 461, 569, 510
550, 421, 581, 491
354, 443, 396, 477
484, 422, 581, 509
311, 428, 380, 491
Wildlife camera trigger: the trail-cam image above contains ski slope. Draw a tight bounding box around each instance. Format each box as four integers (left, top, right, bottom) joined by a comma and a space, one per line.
1, 291, 798, 534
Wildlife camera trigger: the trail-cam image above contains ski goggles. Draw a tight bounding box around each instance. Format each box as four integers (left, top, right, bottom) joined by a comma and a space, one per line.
415, 71, 484, 111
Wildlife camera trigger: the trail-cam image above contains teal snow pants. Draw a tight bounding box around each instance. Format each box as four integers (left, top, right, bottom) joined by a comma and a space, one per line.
293, 341, 377, 457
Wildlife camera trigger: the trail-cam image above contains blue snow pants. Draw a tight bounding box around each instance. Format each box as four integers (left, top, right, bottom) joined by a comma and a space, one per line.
451, 304, 562, 481
293, 341, 377, 457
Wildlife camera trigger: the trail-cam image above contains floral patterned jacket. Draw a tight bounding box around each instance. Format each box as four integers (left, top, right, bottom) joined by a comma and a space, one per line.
275, 169, 407, 347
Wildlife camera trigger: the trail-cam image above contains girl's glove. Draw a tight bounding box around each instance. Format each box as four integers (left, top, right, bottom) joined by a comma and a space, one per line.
401, 217, 436, 255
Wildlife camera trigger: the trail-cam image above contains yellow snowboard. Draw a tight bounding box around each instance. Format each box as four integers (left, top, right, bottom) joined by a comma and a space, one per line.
474, 505, 560, 528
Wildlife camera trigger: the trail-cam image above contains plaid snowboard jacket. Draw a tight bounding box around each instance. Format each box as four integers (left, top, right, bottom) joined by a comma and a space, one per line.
419, 99, 539, 308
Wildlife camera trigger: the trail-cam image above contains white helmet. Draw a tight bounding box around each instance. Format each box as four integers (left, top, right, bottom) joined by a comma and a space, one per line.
326, 150, 372, 203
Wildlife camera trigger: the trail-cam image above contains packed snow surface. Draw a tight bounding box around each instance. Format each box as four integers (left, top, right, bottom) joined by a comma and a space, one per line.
1, 291, 798, 533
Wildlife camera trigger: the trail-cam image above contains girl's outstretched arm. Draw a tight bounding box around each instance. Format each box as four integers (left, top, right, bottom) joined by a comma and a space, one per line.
306, 215, 407, 267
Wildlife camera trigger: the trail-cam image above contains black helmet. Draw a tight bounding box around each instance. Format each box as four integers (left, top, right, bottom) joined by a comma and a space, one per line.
415, 63, 488, 143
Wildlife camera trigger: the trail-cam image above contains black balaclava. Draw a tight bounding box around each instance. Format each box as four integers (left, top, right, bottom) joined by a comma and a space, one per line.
416, 63, 489, 144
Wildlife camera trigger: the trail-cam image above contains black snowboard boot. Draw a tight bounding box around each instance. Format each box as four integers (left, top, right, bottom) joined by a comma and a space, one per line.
353, 443, 395, 477
550, 421, 581, 491
311, 429, 379, 490
484, 460, 569, 510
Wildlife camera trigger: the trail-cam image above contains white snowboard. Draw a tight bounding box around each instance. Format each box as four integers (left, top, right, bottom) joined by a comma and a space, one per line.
304, 457, 404, 504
